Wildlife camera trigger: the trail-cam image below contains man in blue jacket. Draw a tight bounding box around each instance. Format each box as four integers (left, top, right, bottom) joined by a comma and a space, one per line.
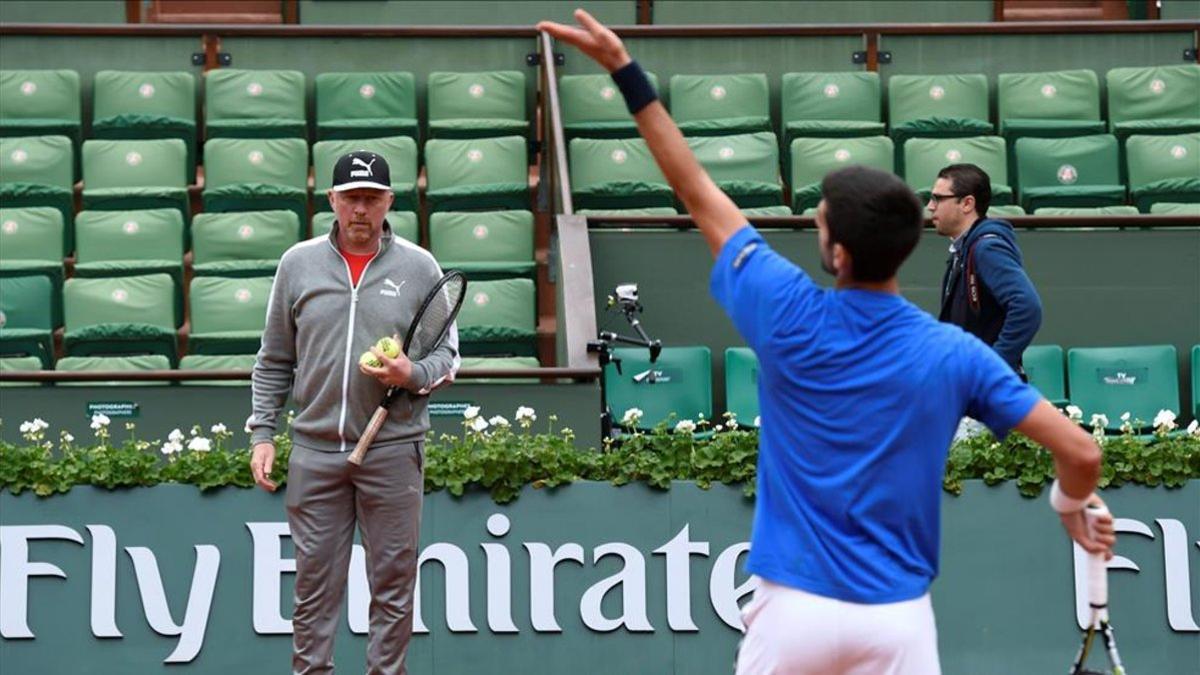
930, 164, 1042, 376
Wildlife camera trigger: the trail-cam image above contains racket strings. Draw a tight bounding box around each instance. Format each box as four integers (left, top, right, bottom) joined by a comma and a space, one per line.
406, 274, 466, 361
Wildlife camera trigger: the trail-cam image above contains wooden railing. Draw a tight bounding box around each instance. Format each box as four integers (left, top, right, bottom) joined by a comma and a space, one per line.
584, 215, 1200, 229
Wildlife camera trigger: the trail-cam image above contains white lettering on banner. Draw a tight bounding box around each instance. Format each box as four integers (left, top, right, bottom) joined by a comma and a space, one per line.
483, 514, 518, 633
415, 543, 477, 633
0, 525, 84, 638
709, 542, 756, 630
654, 524, 710, 631
246, 522, 294, 634
125, 545, 220, 662
580, 543, 653, 632
526, 541, 585, 632
348, 545, 368, 634
87, 525, 122, 638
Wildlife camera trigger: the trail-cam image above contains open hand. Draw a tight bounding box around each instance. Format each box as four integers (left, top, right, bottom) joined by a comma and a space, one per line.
359, 334, 417, 390
537, 9, 631, 72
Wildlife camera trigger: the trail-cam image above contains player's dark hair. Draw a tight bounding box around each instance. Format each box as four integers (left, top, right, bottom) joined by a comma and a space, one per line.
936, 163, 992, 217
821, 166, 924, 283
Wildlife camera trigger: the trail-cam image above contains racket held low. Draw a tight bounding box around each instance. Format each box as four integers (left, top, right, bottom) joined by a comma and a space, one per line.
348, 406, 389, 465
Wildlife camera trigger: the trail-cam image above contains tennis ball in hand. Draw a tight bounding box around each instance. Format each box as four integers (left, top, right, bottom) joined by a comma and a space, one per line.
359, 351, 382, 369
376, 336, 401, 359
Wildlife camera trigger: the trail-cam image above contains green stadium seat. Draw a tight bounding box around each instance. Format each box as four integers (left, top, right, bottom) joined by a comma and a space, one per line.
425, 136, 529, 212
688, 132, 782, 208
456, 277, 537, 356
1015, 135, 1124, 211
1067, 345, 1179, 431
998, 69, 1105, 142
887, 73, 992, 148
56, 354, 172, 387
781, 72, 885, 145
603, 346, 713, 430
178, 353, 256, 386
73, 209, 184, 295
741, 205, 794, 216
559, 72, 659, 140
191, 210, 300, 277
0, 275, 55, 368
430, 210, 535, 279
63, 274, 178, 365
0, 70, 81, 147
1022, 345, 1067, 408
790, 136, 894, 213
902, 136, 1013, 204
91, 70, 197, 182
0, 355, 45, 386
988, 205, 1027, 217
458, 355, 540, 383
81, 139, 189, 217
1106, 65, 1200, 139
203, 69, 306, 139
0, 135, 74, 227
1033, 206, 1139, 216
201, 137, 309, 225
569, 137, 671, 210
1126, 133, 1200, 212
427, 71, 527, 139
187, 276, 272, 355
0, 206, 64, 325
310, 211, 419, 243
315, 72, 418, 142
724, 347, 760, 426
312, 136, 418, 211
1149, 202, 1200, 215
669, 73, 771, 136
576, 207, 679, 216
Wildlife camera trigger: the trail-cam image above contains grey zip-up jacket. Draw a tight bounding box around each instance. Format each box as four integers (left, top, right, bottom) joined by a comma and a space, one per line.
249, 221, 460, 453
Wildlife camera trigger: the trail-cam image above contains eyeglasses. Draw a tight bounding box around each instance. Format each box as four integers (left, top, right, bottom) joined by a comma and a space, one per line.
928, 193, 962, 205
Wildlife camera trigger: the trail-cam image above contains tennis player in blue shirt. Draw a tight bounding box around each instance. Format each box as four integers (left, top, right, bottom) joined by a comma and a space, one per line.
540, 10, 1116, 674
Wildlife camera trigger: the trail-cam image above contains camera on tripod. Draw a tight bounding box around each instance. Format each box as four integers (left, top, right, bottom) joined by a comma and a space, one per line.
587, 283, 664, 440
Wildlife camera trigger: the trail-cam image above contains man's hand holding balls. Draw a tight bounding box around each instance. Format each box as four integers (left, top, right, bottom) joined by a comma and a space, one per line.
359, 335, 417, 390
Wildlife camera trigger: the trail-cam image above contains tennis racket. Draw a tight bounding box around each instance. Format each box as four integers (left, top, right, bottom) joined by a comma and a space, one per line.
347, 270, 466, 465
1069, 504, 1127, 675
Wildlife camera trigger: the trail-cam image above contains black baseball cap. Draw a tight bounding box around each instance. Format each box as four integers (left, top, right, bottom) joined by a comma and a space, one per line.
331, 151, 391, 191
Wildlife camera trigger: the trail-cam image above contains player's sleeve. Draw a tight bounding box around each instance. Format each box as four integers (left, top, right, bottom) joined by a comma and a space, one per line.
249, 256, 298, 445
709, 224, 818, 350
961, 334, 1042, 439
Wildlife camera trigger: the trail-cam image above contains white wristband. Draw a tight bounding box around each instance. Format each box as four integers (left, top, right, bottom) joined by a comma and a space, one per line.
1049, 479, 1090, 514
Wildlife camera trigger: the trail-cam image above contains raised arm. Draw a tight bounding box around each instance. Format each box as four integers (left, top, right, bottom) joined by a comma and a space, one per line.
538, 10, 746, 257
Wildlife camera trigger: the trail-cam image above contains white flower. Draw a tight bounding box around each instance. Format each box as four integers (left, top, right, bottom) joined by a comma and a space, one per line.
1188, 419, 1200, 437
90, 413, 110, 429
674, 419, 697, 434
160, 440, 182, 455
187, 437, 212, 452
19, 421, 33, 434
168, 428, 184, 443
515, 406, 537, 422
463, 405, 481, 420
469, 416, 488, 432
1065, 405, 1083, 422
620, 407, 644, 427
33, 418, 48, 430
1089, 413, 1109, 429
488, 415, 510, 428
753, 416, 761, 427
61, 432, 74, 443
1152, 409, 1177, 431
1120, 412, 1131, 422
210, 423, 227, 435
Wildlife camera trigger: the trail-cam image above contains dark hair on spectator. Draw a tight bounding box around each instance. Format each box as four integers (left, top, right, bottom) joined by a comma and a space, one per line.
821, 166, 924, 282
936, 163, 992, 217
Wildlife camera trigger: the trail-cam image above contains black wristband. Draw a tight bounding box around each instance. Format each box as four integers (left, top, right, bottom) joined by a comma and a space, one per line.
611, 60, 658, 115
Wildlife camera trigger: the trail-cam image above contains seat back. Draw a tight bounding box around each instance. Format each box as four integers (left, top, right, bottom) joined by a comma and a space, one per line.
559, 72, 659, 130
189, 276, 272, 334
1125, 132, 1200, 190
456, 277, 537, 351
63, 274, 176, 331
1106, 65, 1200, 129
887, 73, 989, 127
782, 72, 881, 123
604, 346, 713, 429
92, 71, 195, 123
1067, 345, 1180, 429
0, 70, 81, 123
0, 275, 54, 330
568, 137, 668, 191
688, 132, 780, 185
0, 206, 64, 260
669, 73, 769, 123
790, 136, 894, 188
427, 71, 525, 122
0, 135, 73, 188
315, 72, 416, 123
724, 347, 760, 424
82, 138, 187, 189
202, 137, 308, 190
204, 69, 305, 123
1023, 345, 1067, 404
424, 136, 528, 192
191, 211, 300, 266
1015, 134, 1120, 190
310, 211, 418, 243
74, 209, 184, 263
429, 210, 534, 264
998, 69, 1100, 123
903, 136, 1008, 195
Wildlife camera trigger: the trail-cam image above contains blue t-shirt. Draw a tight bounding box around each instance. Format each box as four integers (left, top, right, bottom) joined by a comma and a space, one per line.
711, 226, 1041, 604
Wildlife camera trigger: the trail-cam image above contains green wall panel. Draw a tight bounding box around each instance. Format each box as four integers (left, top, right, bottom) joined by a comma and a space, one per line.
1162, 0, 1200, 20
652, 0, 993, 24
297, 0, 635, 26
591, 228, 1200, 416
0, 0, 126, 23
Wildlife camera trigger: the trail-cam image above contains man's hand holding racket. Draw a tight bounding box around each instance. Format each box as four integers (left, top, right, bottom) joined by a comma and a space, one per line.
1060, 493, 1116, 559
359, 333, 418, 390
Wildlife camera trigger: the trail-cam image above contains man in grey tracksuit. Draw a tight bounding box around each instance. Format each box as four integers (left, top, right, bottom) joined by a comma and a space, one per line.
248, 151, 459, 675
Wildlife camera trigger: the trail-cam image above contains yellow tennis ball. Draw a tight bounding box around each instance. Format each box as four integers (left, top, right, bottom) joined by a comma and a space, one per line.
359, 351, 382, 369
376, 336, 400, 359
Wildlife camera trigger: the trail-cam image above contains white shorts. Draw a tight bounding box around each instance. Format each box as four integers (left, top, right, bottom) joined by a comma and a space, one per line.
735, 578, 941, 675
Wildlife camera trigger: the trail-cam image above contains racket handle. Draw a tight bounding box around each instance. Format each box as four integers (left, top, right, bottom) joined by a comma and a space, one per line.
347, 406, 388, 465
1085, 504, 1110, 612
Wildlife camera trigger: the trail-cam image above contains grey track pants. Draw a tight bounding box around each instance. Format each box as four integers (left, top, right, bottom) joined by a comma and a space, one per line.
285, 440, 424, 675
